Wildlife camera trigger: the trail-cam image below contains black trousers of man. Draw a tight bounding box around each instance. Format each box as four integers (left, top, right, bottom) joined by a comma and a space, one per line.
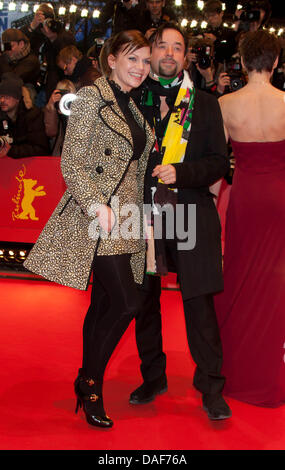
135, 237, 225, 395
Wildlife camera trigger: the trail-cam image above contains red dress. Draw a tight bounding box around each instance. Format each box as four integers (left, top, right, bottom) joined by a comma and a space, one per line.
215, 139, 285, 407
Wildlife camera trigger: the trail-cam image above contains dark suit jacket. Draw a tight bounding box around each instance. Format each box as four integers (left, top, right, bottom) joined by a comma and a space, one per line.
134, 85, 230, 299
171, 90, 229, 299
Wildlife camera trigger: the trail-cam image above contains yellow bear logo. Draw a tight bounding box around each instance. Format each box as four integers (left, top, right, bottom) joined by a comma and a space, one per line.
18, 178, 46, 221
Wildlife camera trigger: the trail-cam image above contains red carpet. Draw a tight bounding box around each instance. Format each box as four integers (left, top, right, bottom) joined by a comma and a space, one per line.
0, 277, 285, 450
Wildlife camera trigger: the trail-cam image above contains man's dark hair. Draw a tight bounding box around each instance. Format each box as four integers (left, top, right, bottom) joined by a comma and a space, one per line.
204, 0, 223, 15
152, 21, 187, 54
239, 30, 280, 73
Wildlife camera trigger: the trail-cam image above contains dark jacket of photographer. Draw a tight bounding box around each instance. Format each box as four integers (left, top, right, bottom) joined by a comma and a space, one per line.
0, 48, 40, 86
41, 30, 76, 101
98, 0, 140, 34
66, 56, 101, 91
21, 24, 46, 56
0, 98, 50, 158
138, 7, 177, 34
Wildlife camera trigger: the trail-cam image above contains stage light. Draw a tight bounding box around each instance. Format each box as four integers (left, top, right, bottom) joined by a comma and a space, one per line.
269, 27, 275, 33
197, 1, 204, 10
190, 20, 198, 28
222, 3, 226, 10
175, 0, 182, 6
8, 250, 15, 257
236, 4, 243, 10
81, 8, 88, 17
93, 9, 100, 18
201, 21, 208, 29
278, 28, 284, 36
19, 251, 26, 257
0, 2, 4, 9
181, 19, 188, 28
69, 4, 77, 13
0, 250, 4, 257
58, 6, 66, 16
21, 3, 29, 12
8, 2, 16, 11
33, 4, 40, 13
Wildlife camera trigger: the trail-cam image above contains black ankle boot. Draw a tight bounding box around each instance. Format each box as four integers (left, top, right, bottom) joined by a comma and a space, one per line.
74, 369, 113, 428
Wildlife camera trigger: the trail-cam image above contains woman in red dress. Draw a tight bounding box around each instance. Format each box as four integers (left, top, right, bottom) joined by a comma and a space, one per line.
215, 30, 285, 407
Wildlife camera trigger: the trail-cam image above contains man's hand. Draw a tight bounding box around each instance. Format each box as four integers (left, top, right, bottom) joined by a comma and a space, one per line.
0, 142, 10, 158
217, 72, 230, 94
30, 11, 46, 30
145, 28, 157, 40
152, 164, 176, 185
203, 33, 217, 44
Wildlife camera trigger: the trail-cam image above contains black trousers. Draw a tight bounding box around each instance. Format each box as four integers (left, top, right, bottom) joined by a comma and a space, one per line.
135, 239, 225, 395
82, 253, 141, 381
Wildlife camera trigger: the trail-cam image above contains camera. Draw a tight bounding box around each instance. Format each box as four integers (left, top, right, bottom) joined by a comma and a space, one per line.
239, 9, 260, 23
40, 18, 63, 34
192, 45, 212, 70
56, 89, 70, 97
235, 0, 271, 32
0, 114, 12, 148
94, 38, 104, 56
226, 60, 246, 92
36, 61, 48, 90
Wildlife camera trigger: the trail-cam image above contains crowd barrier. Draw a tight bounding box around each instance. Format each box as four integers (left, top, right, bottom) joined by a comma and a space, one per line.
0, 156, 231, 249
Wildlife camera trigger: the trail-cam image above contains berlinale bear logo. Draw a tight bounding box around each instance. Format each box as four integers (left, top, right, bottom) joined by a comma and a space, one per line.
12, 164, 46, 221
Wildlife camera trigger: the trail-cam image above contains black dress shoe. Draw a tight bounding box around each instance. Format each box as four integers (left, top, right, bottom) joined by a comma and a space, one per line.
129, 375, 168, 404
202, 393, 232, 420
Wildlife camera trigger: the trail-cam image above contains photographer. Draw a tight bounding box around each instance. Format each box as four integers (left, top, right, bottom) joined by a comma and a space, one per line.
0, 73, 49, 159
44, 79, 76, 156
56, 45, 101, 91
37, 18, 76, 103
21, 3, 56, 55
185, 37, 223, 95
97, 0, 140, 35
138, 0, 177, 38
87, 43, 102, 74
0, 29, 40, 87
203, 0, 237, 63
233, 0, 272, 33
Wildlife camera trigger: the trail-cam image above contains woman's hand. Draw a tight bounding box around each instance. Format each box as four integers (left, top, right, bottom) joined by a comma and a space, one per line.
152, 164, 176, 185
96, 204, 116, 233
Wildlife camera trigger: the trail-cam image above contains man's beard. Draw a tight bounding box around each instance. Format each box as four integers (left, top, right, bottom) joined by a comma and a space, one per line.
158, 61, 178, 78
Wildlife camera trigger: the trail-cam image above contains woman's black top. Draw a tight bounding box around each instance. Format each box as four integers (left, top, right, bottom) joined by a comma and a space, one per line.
109, 80, 146, 161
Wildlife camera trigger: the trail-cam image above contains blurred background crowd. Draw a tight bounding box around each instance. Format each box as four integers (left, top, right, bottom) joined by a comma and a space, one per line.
0, 0, 284, 159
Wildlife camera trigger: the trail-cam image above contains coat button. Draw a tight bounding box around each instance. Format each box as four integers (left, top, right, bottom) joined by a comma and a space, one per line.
105, 148, 112, 156
96, 166, 103, 174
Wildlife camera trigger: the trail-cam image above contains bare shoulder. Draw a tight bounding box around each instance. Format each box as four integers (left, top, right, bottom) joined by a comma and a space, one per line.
219, 87, 245, 108
218, 91, 239, 117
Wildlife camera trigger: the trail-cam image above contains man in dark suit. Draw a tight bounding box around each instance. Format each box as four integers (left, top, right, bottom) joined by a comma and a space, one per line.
130, 22, 231, 420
